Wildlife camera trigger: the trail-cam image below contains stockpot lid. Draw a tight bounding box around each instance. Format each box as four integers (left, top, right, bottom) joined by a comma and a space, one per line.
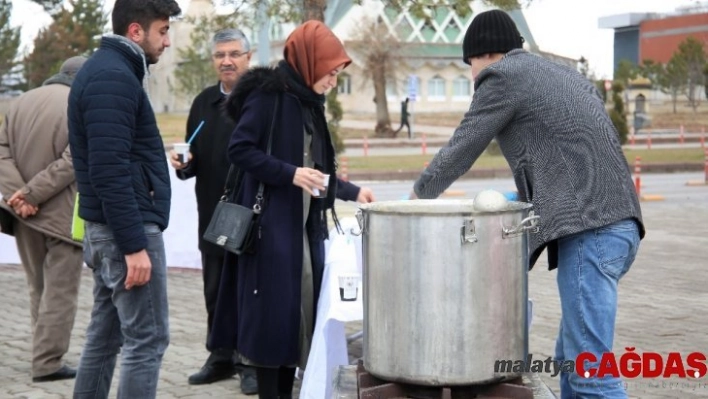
358, 199, 533, 215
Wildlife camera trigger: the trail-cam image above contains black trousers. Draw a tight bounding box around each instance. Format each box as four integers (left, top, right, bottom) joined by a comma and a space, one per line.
256, 367, 295, 398
201, 252, 230, 363
395, 121, 411, 139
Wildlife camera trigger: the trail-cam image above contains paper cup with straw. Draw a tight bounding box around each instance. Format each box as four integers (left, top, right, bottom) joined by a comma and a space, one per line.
175, 120, 205, 164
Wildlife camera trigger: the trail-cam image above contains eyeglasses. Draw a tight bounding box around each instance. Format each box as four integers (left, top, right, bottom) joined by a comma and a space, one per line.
213, 51, 248, 60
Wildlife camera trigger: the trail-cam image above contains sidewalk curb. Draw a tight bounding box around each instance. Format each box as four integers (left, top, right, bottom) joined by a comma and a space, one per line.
341, 163, 704, 182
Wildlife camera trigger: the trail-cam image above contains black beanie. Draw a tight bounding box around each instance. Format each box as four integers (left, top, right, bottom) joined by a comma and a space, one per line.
462, 10, 524, 65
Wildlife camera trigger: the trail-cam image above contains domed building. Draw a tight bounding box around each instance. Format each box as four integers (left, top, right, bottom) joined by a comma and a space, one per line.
148, 0, 577, 115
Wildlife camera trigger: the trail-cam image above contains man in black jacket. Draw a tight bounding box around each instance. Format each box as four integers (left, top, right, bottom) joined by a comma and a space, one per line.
169, 28, 256, 394
68, 1, 181, 397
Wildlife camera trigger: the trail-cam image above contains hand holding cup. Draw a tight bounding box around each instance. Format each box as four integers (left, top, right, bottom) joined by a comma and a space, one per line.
293, 167, 325, 196
169, 145, 192, 169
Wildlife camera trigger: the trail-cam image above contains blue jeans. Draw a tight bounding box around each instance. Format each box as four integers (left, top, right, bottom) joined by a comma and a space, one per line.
73, 222, 170, 399
554, 218, 640, 399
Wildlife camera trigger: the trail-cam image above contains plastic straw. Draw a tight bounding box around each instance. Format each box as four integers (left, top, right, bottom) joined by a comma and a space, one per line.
187, 121, 205, 145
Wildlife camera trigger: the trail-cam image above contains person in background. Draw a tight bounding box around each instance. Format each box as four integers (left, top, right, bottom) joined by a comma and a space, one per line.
169, 28, 257, 394
209, 20, 375, 399
0, 56, 87, 383
410, 10, 644, 399
394, 97, 411, 139
68, 0, 181, 397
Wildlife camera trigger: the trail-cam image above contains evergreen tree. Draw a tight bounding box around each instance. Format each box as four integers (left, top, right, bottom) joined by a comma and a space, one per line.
23, 0, 107, 89
609, 82, 628, 144
0, 0, 21, 90
174, 14, 239, 100
69, 0, 106, 53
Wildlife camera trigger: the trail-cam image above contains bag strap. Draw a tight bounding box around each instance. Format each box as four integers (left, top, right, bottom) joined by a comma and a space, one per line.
222, 94, 281, 214
221, 165, 242, 202
252, 95, 279, 213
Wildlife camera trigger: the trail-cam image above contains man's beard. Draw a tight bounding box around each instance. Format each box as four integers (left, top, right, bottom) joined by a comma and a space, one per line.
139, 38, 161, 65
143, 48, 160, 64
145, 53, 159, 64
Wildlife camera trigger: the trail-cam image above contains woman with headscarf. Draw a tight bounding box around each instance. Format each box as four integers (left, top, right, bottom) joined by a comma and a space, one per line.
208, 21, 375, 397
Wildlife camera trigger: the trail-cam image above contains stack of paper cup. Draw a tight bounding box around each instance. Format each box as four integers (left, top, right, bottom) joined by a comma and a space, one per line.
338, 273, 361, 301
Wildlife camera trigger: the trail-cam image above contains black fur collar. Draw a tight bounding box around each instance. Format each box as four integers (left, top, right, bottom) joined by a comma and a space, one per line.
223, 65, 287, 124
223, 61, 327, 124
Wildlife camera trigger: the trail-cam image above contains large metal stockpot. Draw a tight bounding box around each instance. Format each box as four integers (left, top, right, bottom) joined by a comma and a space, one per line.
353, 199, 539, 386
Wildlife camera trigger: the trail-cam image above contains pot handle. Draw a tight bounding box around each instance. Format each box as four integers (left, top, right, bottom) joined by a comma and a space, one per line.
503, 212, 540, 238
460, 218, 478, 244
350, 209, 366, 236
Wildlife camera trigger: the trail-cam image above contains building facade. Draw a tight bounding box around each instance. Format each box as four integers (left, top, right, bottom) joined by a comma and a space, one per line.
640, 12, 708, 65
149, 0, 577, 115
599, 3, 708, 72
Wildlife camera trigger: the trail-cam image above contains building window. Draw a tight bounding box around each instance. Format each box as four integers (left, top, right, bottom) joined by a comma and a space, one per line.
452, 75, 471, 101
338, 73, 351, 95
404, 75, 420, 101
428, 75, 446, 101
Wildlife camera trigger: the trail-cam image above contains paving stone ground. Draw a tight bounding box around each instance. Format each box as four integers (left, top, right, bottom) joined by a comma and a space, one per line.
1, 199, 707, 399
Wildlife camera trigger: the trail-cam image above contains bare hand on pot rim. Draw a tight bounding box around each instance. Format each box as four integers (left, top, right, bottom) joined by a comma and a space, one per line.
356, 187, 376, 203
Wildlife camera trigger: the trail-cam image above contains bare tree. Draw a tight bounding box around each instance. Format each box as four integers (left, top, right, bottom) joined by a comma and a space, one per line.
348, 16, 407, 137
302, 0, 327, 21
674, 36, 706, 112
218, 0, 531, 139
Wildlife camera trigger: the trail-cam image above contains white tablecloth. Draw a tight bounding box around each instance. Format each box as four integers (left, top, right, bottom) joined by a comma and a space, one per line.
0, 175, 203, 268
297, 217, 535, 399
299, 217, 363, 399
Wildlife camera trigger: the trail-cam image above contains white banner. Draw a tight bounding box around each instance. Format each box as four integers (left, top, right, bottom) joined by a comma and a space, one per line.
0, 174, 202, 269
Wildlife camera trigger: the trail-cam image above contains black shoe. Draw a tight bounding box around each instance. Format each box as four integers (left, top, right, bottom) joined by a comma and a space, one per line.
240, 367, 258, 395
32, 365, 77, 383
188, 362, 237, 385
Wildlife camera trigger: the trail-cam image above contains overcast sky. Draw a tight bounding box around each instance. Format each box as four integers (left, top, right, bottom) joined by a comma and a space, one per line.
10, 0, 702, 79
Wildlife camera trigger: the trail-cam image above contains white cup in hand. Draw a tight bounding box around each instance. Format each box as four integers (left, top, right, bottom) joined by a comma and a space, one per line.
312, 174, 330, 198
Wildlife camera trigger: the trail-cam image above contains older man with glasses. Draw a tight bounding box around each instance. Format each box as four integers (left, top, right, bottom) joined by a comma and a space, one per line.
169, 28, 257, 394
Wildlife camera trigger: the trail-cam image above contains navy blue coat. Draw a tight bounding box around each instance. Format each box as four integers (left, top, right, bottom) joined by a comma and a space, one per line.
68, 36, 171, 254
208, 65, 360, 366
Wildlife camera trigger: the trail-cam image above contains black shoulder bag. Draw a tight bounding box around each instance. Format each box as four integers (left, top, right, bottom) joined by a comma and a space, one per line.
203, 95, 279, 255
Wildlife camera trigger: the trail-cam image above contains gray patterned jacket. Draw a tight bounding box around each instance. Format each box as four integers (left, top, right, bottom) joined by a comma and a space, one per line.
413, 49, 645, 270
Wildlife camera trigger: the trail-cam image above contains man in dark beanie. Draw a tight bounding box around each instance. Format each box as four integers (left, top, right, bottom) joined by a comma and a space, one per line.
411, 9, 644, 399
